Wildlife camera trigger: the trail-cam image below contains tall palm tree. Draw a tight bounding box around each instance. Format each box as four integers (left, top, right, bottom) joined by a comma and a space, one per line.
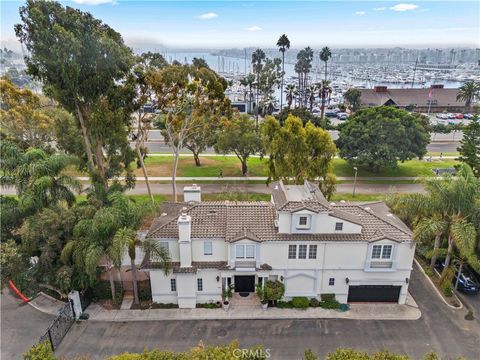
240, 73, 255, 114
457, 81, 480, 109
318, 80, 332, 120
276, 34, 290, 112
307, 84, 317, 112
319, 47, 332, 82
285, 84, 296, 109
251, 49, 266, 125
112, 228, 171, 305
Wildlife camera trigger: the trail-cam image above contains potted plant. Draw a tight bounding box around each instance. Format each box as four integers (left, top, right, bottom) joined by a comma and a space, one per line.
222, 284, 233, 311
256, 284, 269, 310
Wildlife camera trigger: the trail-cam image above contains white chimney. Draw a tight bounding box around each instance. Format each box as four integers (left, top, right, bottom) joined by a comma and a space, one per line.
183, 184, 201, 203
178, 213, 192, 267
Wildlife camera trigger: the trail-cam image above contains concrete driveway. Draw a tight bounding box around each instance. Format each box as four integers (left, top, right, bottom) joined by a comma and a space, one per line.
53, 264, 480, 360
1, 289, 55, 359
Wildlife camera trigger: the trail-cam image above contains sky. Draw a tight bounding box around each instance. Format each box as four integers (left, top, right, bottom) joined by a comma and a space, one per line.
1, 1, 479, 51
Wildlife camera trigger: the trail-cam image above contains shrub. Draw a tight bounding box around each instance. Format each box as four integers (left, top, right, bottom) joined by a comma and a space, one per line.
276, 300, 294, 308
303, 349, 318, 360
292, 297, 309, 309
320, 293, 336, 302
443, 285, 453, 297
89, 280, 124, 301
151, 302, 178, 309
465, 310, 474, 320
309, 298, 320, 307
263, 280, 285, 302
196, 303, 218, 309
23, 341, 55, 360
137, 280, 152, 302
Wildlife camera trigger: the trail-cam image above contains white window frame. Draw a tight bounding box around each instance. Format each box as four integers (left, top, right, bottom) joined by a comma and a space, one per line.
204, 241, 213, 255
296, 215, 311, 229
197, 278, 203, 292
236, 244, 255, 260
170, 278, 176, 292
308, 245, 317, 259
371, 244, 393, 260
298, 244, 307, 259
288, 245, 297, 259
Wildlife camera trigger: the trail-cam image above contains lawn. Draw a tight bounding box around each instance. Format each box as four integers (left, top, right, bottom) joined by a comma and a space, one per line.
330, 193, 386, 202
140, 155, 458, 178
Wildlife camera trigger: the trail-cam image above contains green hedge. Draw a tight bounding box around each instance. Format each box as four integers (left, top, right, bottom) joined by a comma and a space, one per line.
292, 297, 309, 309
89, 280, 124, 305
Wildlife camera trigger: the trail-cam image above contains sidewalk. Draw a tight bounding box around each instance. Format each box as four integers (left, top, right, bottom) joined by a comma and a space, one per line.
28, 292, 66, 316
82, 293, 420, 322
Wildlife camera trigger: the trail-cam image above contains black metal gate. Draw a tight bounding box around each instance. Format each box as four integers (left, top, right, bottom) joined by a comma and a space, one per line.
38, 300, 75, 351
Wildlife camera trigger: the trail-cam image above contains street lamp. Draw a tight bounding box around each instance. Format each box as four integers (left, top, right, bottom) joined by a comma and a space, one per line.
353, 167, 358, 198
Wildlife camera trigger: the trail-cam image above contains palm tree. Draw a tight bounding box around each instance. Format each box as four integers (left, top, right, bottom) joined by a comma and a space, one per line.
318, 80, 332, 120
251, 49, 266, 125
276, 34, 290, 112
307, 84, 317, 112
389, 165, 480, 274
240, 73, 255, 114
284, 84, 296, 109
457, 81, 480, 109
319, 47, 332, 82
112, 228, 171, 305
0, 140, 81, 212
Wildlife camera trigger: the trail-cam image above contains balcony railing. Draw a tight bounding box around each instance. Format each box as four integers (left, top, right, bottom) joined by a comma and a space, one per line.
370, 261, 393, 268
235, 261, 256, 269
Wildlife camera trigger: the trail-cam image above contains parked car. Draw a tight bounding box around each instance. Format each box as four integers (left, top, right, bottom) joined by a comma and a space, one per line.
455, 113, 464, 119
447, 113, 456, 119
337, 112, 348, 120
463, 113, 473, 119
436, 113, 447, 119
325, 109, 337, 117
435, 261, 480, 294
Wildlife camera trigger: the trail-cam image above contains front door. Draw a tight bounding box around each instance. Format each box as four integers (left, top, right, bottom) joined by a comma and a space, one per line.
234, 275, 255, 293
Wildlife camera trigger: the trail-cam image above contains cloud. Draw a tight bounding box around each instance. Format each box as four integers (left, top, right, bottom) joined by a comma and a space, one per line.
71, 0, 116, 4
373, 7, 386, 11
246, 26, 262, 32
355, 11, 366, 16
390, 4, 419, 12
195, 12, 218, 20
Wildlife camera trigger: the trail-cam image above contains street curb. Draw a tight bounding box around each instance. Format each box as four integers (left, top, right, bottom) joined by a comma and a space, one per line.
413, 258, 463, 310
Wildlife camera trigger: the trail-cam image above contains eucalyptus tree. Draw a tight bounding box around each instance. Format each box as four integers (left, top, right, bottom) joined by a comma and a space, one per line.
252, 49, 266, 124
258, 58, 283, 115
112, 228, 171, 305
457, 115, 480, 176
16, 0, 137, 189
131, 52, 168, 204
148, 64, 230, 201
276, 34, 291, 111
319, 47, 332, 81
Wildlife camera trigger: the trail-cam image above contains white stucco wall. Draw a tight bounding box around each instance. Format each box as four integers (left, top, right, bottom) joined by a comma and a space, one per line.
191, 239, 228, 262
196, 269, 222, 303
278, 210, 362, 235
150, 271, 178, 304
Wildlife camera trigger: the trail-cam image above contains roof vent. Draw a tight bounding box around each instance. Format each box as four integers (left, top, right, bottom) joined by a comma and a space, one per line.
330, 202, 336, 206
364, 207, 372, 212
160, 212, 167, 217
274, 185, 279, 190
387, 213, 394, 217
182, 206, 188, 211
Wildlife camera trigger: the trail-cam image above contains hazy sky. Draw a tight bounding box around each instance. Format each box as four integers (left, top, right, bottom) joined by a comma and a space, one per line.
1, 1, 479, 51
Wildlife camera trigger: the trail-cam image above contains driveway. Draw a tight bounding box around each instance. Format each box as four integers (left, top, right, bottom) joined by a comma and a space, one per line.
53, 264, 480, 360
1, 290, 55, 359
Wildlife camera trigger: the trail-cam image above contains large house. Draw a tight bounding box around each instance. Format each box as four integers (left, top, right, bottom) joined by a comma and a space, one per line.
355, 85, 467, 113
141, 181, 415, 308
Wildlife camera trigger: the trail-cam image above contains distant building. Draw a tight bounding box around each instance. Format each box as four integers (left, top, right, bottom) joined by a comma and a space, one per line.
356, 85, 467, 113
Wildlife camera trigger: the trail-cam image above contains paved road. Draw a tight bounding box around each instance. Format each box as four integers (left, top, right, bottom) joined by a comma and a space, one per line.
53, 264, 480, 359
125, 182, 425, 196
1, 290, 55, 359
456, 290, 480, 326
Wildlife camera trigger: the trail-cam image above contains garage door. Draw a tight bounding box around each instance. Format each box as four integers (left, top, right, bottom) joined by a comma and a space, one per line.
347, 285, 401, 302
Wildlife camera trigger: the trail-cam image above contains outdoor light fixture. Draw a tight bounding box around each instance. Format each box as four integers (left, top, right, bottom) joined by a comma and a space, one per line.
405, 278, 409, 284
216, 276, 220, 282
280, 276, 284, 282
345, 277, 349, 284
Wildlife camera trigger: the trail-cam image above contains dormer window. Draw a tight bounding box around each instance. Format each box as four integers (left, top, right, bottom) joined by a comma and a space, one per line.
335, 222, 343, 231
297, 215, 311, 229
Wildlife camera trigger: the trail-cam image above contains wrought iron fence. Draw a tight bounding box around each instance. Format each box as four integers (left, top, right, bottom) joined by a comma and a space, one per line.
38, 300, 75, 351
79, 291, 91, 311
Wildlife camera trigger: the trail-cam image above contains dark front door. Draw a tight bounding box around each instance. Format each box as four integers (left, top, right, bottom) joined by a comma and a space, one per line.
347, 285, 401, 303
234, 275, 255, 293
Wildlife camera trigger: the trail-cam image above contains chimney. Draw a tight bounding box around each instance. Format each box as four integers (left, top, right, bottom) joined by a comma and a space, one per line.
183, 184, 201, 203
177, 213, 192, 267
374, 86, 388, 93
